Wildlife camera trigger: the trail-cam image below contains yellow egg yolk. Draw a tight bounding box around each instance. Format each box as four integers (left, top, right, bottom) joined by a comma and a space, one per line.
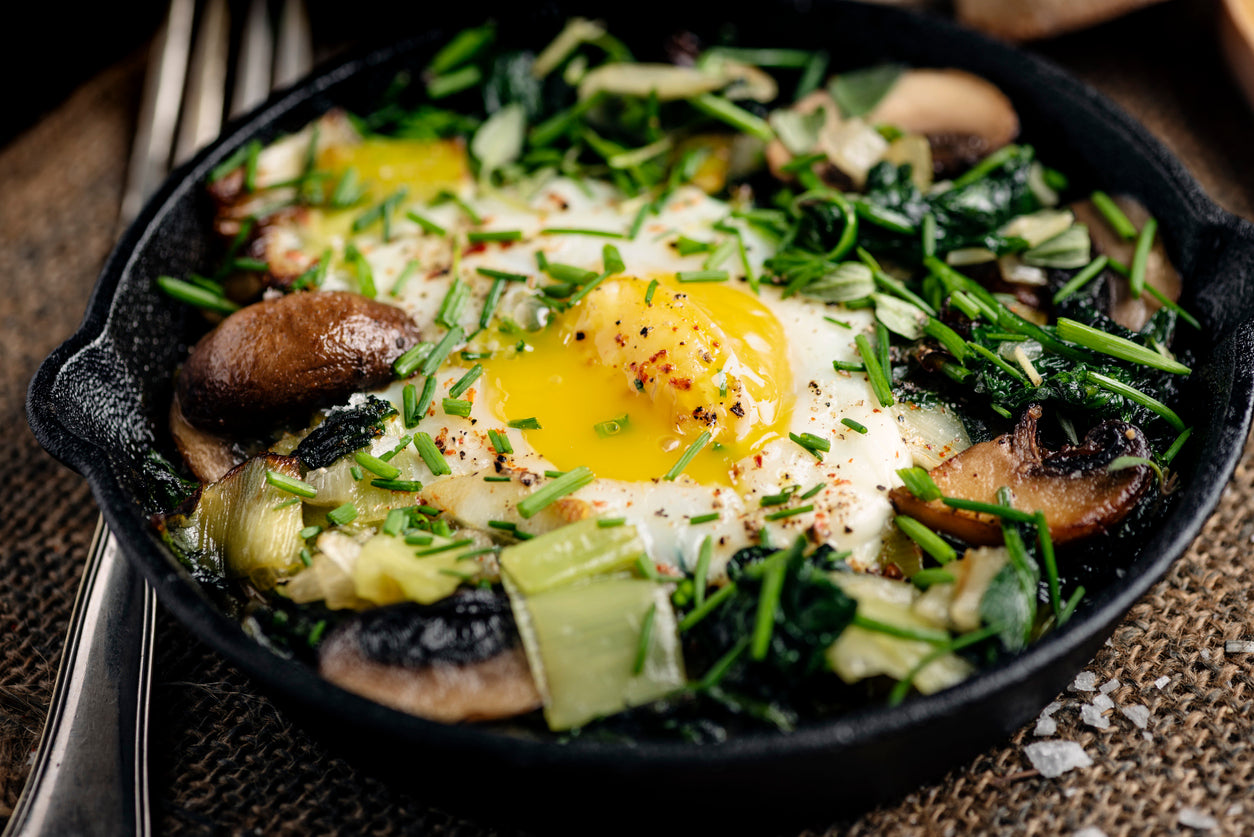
307, 137, 470, 245
480, 275, 792, 484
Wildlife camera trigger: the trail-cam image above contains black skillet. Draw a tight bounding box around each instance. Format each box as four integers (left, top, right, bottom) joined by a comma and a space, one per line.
26, 1, 1254, 831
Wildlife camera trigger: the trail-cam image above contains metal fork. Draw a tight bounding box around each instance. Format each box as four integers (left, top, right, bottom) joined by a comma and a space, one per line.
3, 3, 311, 834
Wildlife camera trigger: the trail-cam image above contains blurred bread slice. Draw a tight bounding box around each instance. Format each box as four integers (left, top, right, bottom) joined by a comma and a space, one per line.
1221, 0, 1254, 110
955, 0, 1170, 41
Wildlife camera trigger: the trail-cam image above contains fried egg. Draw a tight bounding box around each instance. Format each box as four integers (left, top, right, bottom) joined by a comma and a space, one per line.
253, 124, 929, 578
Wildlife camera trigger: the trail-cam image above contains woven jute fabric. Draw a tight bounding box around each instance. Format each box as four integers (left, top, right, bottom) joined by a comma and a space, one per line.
2, 5, 1253, 834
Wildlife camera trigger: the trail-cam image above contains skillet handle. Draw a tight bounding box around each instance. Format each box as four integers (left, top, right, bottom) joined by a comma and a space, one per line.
1192, 214, 1254, 337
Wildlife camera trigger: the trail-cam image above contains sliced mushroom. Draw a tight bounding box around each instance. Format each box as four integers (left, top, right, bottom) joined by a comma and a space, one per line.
318, 590, 542, 723
866, 69, 1019, 177
1069, 195, 1181, 331
177, 291, 423, 433
169, 393, 242, 483
890, 404, 1155, 545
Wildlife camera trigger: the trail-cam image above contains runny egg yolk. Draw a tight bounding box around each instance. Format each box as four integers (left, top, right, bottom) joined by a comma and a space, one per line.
481, 275, 792, 484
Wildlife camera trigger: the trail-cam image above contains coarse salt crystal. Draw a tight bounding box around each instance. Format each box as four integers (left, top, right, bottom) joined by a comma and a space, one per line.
1092, 694, 1114, 712
1121, 704, 1150, 729
1069, 671, 1099, 692
1080, 703, 1110, 729
1142, 731, 1153, 742
1025, 740, 1093, 778
1073, 828, 1107, 837
1035, 717, 1058, 737
1227, 803, 1244, 817
1099, 678, 1120, 694
1154, 676, 1170, 689
1177, 807, 1219, 831
1041, 700, 1063, 718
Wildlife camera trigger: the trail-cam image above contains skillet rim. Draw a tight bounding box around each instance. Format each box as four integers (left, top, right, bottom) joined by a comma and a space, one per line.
25, 0, 1254, 798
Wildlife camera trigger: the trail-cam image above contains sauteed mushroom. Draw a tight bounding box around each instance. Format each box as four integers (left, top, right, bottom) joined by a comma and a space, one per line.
318, 590, 542, 723
177, 291, 423, 433
867, 69, 1019, 177
890, 405, 1156, 545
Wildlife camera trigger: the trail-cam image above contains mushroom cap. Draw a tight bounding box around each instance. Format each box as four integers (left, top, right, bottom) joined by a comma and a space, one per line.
867, 69, 1019, 177
890, 405, 1156, 545
177, 291, 423, 433
1069, 195, 1182, 332
169, 393, 242, 483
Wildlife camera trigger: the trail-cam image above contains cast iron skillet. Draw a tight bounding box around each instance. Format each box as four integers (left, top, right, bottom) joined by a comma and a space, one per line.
26, 1, 1254, 830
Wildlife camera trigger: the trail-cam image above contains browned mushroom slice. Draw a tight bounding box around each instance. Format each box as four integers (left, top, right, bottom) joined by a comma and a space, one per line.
318, 591, 542, 723
177, 291, 423, 433
890, 405, 1156, 545
169, 393, 242, 483
1070, 196, 1181, 332
866, 69, 1019, 177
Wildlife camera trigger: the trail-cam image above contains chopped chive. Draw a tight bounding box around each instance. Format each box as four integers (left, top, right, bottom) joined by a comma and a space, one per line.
208, 142, 253, 182
329, 167, 364, 208
467, 229, 523, 244
1034, 511, 1062, 622
273, 497, 301, 510
475, 267, 529, 283
789, 432, 829, 460
679, 582, 738, 633
841, 418, 868, 434
379, 435, 412, 462
414, 432, 452, 476
886, 622, 1001, 706
1109, 455, 1165, 487
663, 431, 712, 481
690, 93, 774, 142
894, 516, 956, 564
488, 520, 517, 532
156, 276, 240, 315
1059, 585, 1086, 625
703, 238, 738, 272
852, 614, 950, 645
483, 475, 512, 482
517, 466, 595, 518
645, 279, 659, 305
1056, 318, 1189, 374
1161, 427, 1192, 465
389, 259, 420, 298
327, 503, 358, 526
350, 465, 364, 481
415, 376, 437, 418
488, 429, 513, 454
265, 470, 317, 498
896, 467, 941, 502
921, 212, 937, 258
382, 509, 407, 536
1085, 371, 1185, 430
967, 341, 1030, 384
371, 478, 423, 492
541, 227, 626, 239
750, 542, 800, 660
597, 517, 627, 528
402, 383, 420, 428
949, 143, 1020, 190
760, 485, 800, 507
940, 496, 1036, 523
800, 483, 825, 500
414, 538, 475, 557
923, 317, 968, 361
299, 548, 313, 567
355, 451, 400, 480
437, 279, 469, 329
854, 333, 894, 407
406, 211, 447, 236
478, 278, 506, 328
392, 342, 433, 379
824, 316, 852, 329
456, 546, 498, 560
763, 505, 813, 521
593, 414, 630, 438
432, 189, 483, 225
544, 470, 566, 479
449, 365, 483, 398
676, 270, 729, 283
1052, 255, 1109, 304
1128, 216, 1158, 298
405, 532, 435, 546
508, 417, 541, 430
909, 568, 956, 590
1090, 191, 1138, 240
628, 204, 651, 240
420, 326, 465, 377
427, 65, 483, 99
675, 235, 712, 256
693, 536, 714, 608
603, 243, 625, 275
833, 360, 865, 373
443, 398, 473, 418
300, 525, 322, 540
690, 512, 721, 525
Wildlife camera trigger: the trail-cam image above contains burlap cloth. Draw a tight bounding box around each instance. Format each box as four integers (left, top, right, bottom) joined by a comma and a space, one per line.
2, 5, 1252, 834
